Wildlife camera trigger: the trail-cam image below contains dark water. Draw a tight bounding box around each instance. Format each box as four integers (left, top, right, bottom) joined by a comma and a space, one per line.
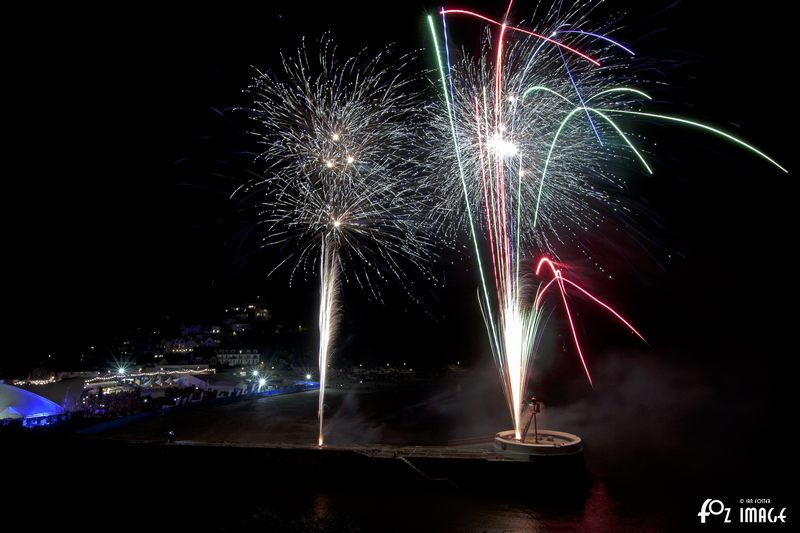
6, 367, 794, 532
219, 480, 675, 532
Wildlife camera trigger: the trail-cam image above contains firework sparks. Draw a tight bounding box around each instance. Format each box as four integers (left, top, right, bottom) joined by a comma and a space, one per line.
317, 235, 339, 446
429, 2, 785, 439
237, 37, 434, 446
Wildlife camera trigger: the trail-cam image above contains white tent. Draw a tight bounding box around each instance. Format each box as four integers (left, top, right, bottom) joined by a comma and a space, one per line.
0, 383, 64, 419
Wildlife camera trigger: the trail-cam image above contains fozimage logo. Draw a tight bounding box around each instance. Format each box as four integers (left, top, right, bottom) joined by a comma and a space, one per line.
698, 500, 732, 523
698, 499, 787, 525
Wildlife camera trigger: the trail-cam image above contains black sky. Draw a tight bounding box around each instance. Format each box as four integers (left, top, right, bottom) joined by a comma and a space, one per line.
7, 1, 795, 380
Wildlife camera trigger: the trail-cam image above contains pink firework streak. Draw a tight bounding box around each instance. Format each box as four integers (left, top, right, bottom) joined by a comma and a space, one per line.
535, 257, 646, 386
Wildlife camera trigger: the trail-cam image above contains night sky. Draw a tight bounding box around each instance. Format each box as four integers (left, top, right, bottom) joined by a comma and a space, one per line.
8, 0, 794, 389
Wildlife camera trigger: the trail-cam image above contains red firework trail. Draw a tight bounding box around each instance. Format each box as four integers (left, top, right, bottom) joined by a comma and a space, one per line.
440, 8, 601, 66
535, 257, 646, 385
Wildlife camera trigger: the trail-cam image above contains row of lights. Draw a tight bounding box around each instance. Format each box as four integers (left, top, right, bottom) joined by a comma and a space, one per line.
85, 368, 214, 384
12, 377, 56, 387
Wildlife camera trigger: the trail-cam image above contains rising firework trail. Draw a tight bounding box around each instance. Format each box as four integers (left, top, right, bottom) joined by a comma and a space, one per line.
428, 1, 786, 439
237, 37, 434, 446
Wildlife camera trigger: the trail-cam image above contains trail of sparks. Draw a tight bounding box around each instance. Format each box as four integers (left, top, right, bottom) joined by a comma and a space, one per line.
557, 44, 603, 144
239, 38, 435, 445
553, 30, 635, 56
317, 235, 339, 446
597, 109, 789, 173
435, 5, 550, 436
430, 1, 786, 439
428, 16, 499, 345
432, 1, 627, 435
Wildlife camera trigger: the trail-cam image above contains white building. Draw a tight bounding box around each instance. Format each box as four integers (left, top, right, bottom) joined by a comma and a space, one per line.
215, 349, 260, 367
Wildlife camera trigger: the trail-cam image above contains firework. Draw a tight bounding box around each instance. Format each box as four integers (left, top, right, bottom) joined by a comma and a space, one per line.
429, 2, 786, 439
237, 37, 434, 446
